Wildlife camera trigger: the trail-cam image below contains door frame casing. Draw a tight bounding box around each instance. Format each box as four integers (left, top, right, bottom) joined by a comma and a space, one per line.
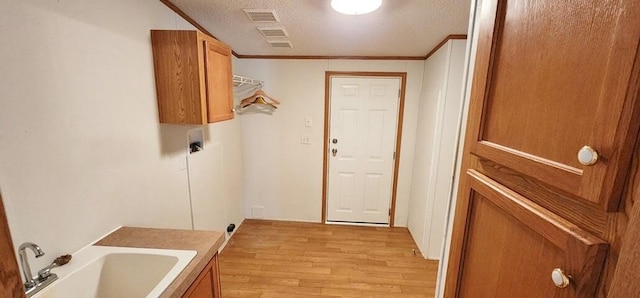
322, 71, 408, 227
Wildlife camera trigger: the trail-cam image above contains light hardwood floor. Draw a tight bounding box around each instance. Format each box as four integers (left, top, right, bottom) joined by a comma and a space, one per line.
219, 219, 438, 297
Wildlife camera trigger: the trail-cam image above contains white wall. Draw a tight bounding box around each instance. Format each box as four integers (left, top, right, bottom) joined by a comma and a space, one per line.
408, 50, 450, 252
0, 0, 244, 273
187, 119, 245, 238
425, 40, 466, 259
408, 40, 467, 259
233, 59, 424, 226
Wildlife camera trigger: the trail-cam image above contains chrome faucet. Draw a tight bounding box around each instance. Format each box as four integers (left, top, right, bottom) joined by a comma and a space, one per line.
18, 242, 45, 288
18, 242, 60, 297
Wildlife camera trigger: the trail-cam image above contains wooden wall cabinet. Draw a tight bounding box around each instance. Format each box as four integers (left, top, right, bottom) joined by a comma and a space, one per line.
151, 30, 234, 125
183, 253, 221, 298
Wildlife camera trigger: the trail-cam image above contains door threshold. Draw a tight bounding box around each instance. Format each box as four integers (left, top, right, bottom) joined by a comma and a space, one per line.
325, 220, 390, 228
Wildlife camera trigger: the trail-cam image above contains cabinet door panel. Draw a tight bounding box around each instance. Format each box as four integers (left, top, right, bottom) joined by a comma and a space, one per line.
185, 269, 213, 298
183, 253, 221, 298
468, 0, 640, 209
454, 170, 607, 297
204, 40, 234, 123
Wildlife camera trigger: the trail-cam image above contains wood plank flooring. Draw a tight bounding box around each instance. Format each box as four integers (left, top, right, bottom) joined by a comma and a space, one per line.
219, 219, 438, 297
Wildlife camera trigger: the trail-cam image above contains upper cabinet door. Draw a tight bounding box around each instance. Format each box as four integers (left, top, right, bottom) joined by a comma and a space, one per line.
467, 0, 640, 210
203, 39, 234, 123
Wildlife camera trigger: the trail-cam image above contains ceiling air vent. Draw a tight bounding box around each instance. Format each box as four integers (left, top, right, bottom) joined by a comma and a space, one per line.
243, 9, 280, 23
257, 27, 288, 38
267, 40, 293, 48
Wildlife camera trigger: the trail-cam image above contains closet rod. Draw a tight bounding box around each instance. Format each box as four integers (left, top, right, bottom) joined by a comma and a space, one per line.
233, 75, 263, 87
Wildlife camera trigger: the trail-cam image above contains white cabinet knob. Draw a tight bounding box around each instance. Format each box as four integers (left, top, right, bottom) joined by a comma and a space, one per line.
577, 146, 598, 166
551, 268, 571, 288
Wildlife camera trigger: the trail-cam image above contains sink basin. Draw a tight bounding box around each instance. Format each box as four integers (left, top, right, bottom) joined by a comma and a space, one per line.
32, 245, 196, 298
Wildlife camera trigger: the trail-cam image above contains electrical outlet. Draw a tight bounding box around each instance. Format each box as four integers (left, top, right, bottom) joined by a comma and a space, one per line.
300, 134, 311, 144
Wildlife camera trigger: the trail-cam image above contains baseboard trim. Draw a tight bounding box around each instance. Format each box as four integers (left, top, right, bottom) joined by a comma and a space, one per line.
218, 218, 245, 253
245, 217, 322, 224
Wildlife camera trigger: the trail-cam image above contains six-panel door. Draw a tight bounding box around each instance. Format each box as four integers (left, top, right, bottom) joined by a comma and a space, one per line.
327, 77, 401, 224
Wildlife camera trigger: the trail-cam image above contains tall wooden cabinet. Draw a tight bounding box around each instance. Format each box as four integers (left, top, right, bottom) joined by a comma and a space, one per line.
446, 0, 640, 296
151, 30, 234, 125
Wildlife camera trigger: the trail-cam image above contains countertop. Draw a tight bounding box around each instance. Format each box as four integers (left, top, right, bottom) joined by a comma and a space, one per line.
95, 226, 225, 298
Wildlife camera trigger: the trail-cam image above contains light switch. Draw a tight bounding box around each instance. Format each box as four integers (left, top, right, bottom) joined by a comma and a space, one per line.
300, 134, 311, 144
179, 156, 187, 171
305, 116, 313, 127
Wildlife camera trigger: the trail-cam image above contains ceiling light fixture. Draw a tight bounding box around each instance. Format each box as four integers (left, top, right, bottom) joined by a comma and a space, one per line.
331, 0, 382, 15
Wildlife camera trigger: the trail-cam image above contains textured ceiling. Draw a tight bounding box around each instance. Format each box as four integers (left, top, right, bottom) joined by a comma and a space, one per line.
167, 0, 472, 57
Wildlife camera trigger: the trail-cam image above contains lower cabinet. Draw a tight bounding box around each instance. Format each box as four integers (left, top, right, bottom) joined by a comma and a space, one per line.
183, 253, 221, 298
449, 170, 608, 297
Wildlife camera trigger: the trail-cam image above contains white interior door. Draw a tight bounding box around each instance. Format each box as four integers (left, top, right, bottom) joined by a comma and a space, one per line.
327, 76, 401, 224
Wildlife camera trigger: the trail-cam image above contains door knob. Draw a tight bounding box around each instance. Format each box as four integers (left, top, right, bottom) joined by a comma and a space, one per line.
577, 146, 598, 166
331, 148, 337, 156
332, 138, 338, 144
551, 268, 571, 288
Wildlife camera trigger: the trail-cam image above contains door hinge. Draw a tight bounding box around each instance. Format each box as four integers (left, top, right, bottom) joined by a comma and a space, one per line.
389, 209, 391, 216
398, 89, 401, 98
393, 151, 396, 160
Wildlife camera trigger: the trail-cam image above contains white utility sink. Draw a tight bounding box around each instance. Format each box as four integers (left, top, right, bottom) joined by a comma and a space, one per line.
32, 245, 197, 298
